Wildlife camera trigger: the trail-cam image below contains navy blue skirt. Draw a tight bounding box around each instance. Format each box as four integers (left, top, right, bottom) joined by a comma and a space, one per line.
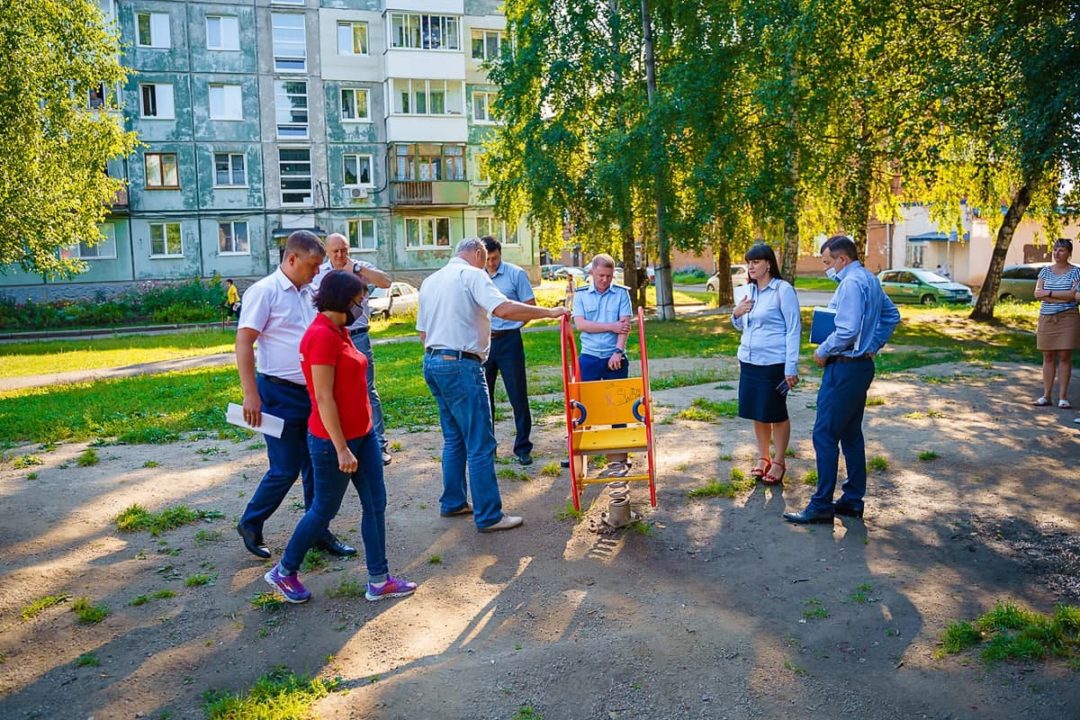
737, 361, 789, 423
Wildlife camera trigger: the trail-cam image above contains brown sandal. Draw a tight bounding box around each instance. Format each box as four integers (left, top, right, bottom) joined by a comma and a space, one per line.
751, 457, 771, 481
763, 461, 786, 486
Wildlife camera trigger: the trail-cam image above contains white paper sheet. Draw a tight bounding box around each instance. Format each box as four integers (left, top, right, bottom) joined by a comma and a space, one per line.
734, 284, 754, 305
226, 403, 284, 439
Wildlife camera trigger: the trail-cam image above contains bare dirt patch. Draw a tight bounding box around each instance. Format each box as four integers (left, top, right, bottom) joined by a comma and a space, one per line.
1, 362, 1078, 719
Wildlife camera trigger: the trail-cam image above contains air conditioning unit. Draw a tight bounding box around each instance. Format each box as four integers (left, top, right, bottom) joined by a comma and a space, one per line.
350, 187, 369, 200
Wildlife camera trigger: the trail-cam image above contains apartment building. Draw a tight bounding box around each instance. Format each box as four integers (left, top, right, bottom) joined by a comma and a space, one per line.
2, 0, 533, 300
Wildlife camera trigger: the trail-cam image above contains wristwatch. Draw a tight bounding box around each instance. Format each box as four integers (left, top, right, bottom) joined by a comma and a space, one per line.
351, 262, 364, 275
613, 348, 627, 357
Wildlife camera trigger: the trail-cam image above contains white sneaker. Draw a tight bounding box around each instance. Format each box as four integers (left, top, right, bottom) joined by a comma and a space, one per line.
478, 515, 524, 533
1034, 397, 1049, 406
1059, 399, 1072, 409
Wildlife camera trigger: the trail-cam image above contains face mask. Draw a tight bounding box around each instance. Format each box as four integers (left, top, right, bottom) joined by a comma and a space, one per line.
344, 302, 361, 326
825, 266, 839, 281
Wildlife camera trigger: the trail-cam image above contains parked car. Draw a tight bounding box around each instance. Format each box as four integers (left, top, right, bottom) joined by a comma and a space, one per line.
878, 268, 973, 305
540, 264, 565, 280
553, 266, 586, 283
368, 281, 419, 319
705, 265, 749, 293
997, 263, 1049, 302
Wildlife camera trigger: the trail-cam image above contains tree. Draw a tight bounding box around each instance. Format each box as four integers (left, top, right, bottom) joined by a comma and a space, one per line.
0, 0, 136, 278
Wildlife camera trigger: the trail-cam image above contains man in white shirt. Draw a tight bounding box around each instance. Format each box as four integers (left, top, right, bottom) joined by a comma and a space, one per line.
235, 230, 356, 559
311, 233, 393, 464
417, 238, 569, 533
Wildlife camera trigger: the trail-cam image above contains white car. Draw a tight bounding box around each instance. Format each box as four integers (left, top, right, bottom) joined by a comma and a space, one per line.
367, 282, 419, 319
705, 265, 749, 293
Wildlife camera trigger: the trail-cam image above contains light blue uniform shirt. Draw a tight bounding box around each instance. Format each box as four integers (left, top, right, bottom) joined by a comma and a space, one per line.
487, 261, 535, 332
572, 283, 633, 357
731, 278, 802, 375
815, 260, 900, 359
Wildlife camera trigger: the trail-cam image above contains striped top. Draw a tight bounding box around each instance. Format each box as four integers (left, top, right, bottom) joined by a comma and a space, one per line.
1038, 265, 1080, 315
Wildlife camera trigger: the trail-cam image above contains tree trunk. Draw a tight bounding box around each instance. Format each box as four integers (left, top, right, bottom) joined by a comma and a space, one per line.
970, 175, 1037, 322
621, 223, 644, 312
716, 240, 734, 306
781, 212, 799, 284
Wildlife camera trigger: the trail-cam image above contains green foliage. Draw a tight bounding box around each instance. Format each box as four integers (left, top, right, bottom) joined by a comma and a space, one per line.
676, 397, 739, 423
539, 462, 561, 477
326, 579, 365, 600
74, 653, 101, 668
686, 472, 755, 499
803, 599, 829, 620
21, 593, 70, 620
867, 456, 889, 472
918, 450, 939, 461
71, 596, 109, 624
250, 593, 286, 612
75, 448, 99, 467
940, 622, 983, 654
428, 554, 442, 565
129, 589, 175, 607
12, 454, 43, 469
556, 501, 584, 523
184, 573, 216, 588
300, 549, 328, 574
201, 666, 340, 719
512, 707, 542, 720
115, 503, 221, 536
938, 601, 1080, 665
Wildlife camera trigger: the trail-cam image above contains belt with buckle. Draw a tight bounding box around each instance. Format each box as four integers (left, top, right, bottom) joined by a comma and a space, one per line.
425, 348, 481, 363
261, 374, 306, 390
826, 353, 872, 365
490, 329, 520, 339
349, 326, 369, 336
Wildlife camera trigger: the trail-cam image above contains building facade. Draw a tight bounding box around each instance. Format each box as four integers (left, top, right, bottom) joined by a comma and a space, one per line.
2, 0, 534, 301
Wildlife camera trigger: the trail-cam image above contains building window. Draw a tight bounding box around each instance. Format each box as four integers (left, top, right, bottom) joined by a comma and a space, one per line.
473, 91, 498, 123
340, 88, 370, 122
275, 80, 308, 138
393, 143, 465, 181
136, 12, 171, 49
271, 13, 306, 72
471, 29, 504, 61
405, 217, 451, 249
347, 218, 376, 251
343, 154, 373, 187
279, 148, 311, 205
389, 13, 460, 50
337, 21, 368, 55
66, 224, 118, 260
391, 79, 463, 116
218, 221, 250, 254
149, 222, 183, 258
206, 15, 240, 51
477, 216, 518, 245
208, 84, 243, 120
139, 84, 174, 119
144, 152, 179, 189
214, 153, 246, 186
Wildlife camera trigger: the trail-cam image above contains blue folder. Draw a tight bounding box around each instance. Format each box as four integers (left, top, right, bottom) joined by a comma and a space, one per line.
810, 307, 837, 345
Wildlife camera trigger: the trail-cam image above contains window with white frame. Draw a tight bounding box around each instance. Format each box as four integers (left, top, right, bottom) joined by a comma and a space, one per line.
477, 216, 518, 245
340, 88, 370, 121
391, 79, 463, 116
213, 153, 246, 186
405, 217, 451, 249
149, 222, 183, 257
473, 91, 498, 123
347, 218, 376, 251
394, 143, 465, 181
144, 152, 179, 189
337, 21, 368, 55
66, 224, 118, 259
208, 84, 243, 120
136, 12, 171, 48
471, 29, 504, 61
140, 83, 174, 119
279, 148, 311, 205
389, 13, 460, 50
218, 221, 250, 254
342, 154, 372, 187
271, 13, 306, 72
206, 15, 240, 51
275, 80, 308, 138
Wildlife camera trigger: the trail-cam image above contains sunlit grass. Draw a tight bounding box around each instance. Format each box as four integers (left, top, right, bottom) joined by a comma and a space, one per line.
937, 601, 1080, 664
202, 666, 340, 719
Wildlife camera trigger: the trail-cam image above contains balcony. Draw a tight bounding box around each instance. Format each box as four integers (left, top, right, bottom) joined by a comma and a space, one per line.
391, 180, 469, 206
111, 186, 129, 209
385, 0, 463, 12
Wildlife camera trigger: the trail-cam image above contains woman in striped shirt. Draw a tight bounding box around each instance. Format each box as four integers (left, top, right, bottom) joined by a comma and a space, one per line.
1032, 238, 1080, 408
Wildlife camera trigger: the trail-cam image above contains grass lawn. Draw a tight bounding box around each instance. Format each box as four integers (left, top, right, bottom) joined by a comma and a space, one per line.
0, 304, 1049, 446
793, 274, 836, 291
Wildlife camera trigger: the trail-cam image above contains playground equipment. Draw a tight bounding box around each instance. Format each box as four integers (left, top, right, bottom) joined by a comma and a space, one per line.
559, 307, 657, 511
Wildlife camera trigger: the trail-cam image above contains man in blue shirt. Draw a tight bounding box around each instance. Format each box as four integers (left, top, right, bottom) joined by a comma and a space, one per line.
785, 236, 901, 524
573, 253, 634, 477
482, 236, 537, 465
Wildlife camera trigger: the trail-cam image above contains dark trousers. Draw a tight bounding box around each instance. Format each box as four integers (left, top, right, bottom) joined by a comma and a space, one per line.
484, 329, 533, 458
809, 358, 875, 512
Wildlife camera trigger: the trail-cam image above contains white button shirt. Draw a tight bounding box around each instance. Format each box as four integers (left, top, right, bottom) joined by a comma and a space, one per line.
237, 268, 315, 384
417, 257, 508, 361
310, 259, 374, 331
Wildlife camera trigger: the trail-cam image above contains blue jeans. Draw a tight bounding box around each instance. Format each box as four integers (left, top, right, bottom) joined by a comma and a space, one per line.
240, 376, 319, 535
579, 353, 629, 382
280, 433, 388, 582
350, 330, 386, 451
809, 358, 875, 513
422, 352, 504, 529
484, 329, 533, 458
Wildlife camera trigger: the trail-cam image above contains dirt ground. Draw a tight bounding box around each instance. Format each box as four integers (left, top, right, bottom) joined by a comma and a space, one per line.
1, 359, 1079, 720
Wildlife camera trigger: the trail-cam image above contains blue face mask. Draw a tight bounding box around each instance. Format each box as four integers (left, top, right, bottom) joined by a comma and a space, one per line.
825, 266, 839, 281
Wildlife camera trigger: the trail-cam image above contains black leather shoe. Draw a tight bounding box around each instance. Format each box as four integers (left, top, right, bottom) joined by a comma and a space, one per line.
516, 454, 533, 466
783, 509, 835, 525
315, 535, 357, 557
833, 503, 864, 518
237, 524, 270, 559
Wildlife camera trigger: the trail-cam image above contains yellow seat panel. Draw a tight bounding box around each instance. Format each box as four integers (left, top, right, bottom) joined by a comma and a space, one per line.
570, 379, 645, 427
572, 426, 647, 454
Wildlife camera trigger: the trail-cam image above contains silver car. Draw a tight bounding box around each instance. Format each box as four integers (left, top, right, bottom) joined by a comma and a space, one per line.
367, 282, 419, 319
706, 265, 749, 293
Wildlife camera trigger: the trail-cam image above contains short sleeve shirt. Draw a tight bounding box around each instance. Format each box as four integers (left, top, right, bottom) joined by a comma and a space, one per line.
417, 257, 508, 361
237, 269, 315, 384
300, 313, 372, 440
1037, 265, 1080, 315
572, 283, 633, 357
488, 261, 535, 332
310, 260, 375, 330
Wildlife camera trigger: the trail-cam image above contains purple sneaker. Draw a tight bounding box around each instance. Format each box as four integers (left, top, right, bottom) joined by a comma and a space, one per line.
264, 565, 311, 604
365, 575, 417, 602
